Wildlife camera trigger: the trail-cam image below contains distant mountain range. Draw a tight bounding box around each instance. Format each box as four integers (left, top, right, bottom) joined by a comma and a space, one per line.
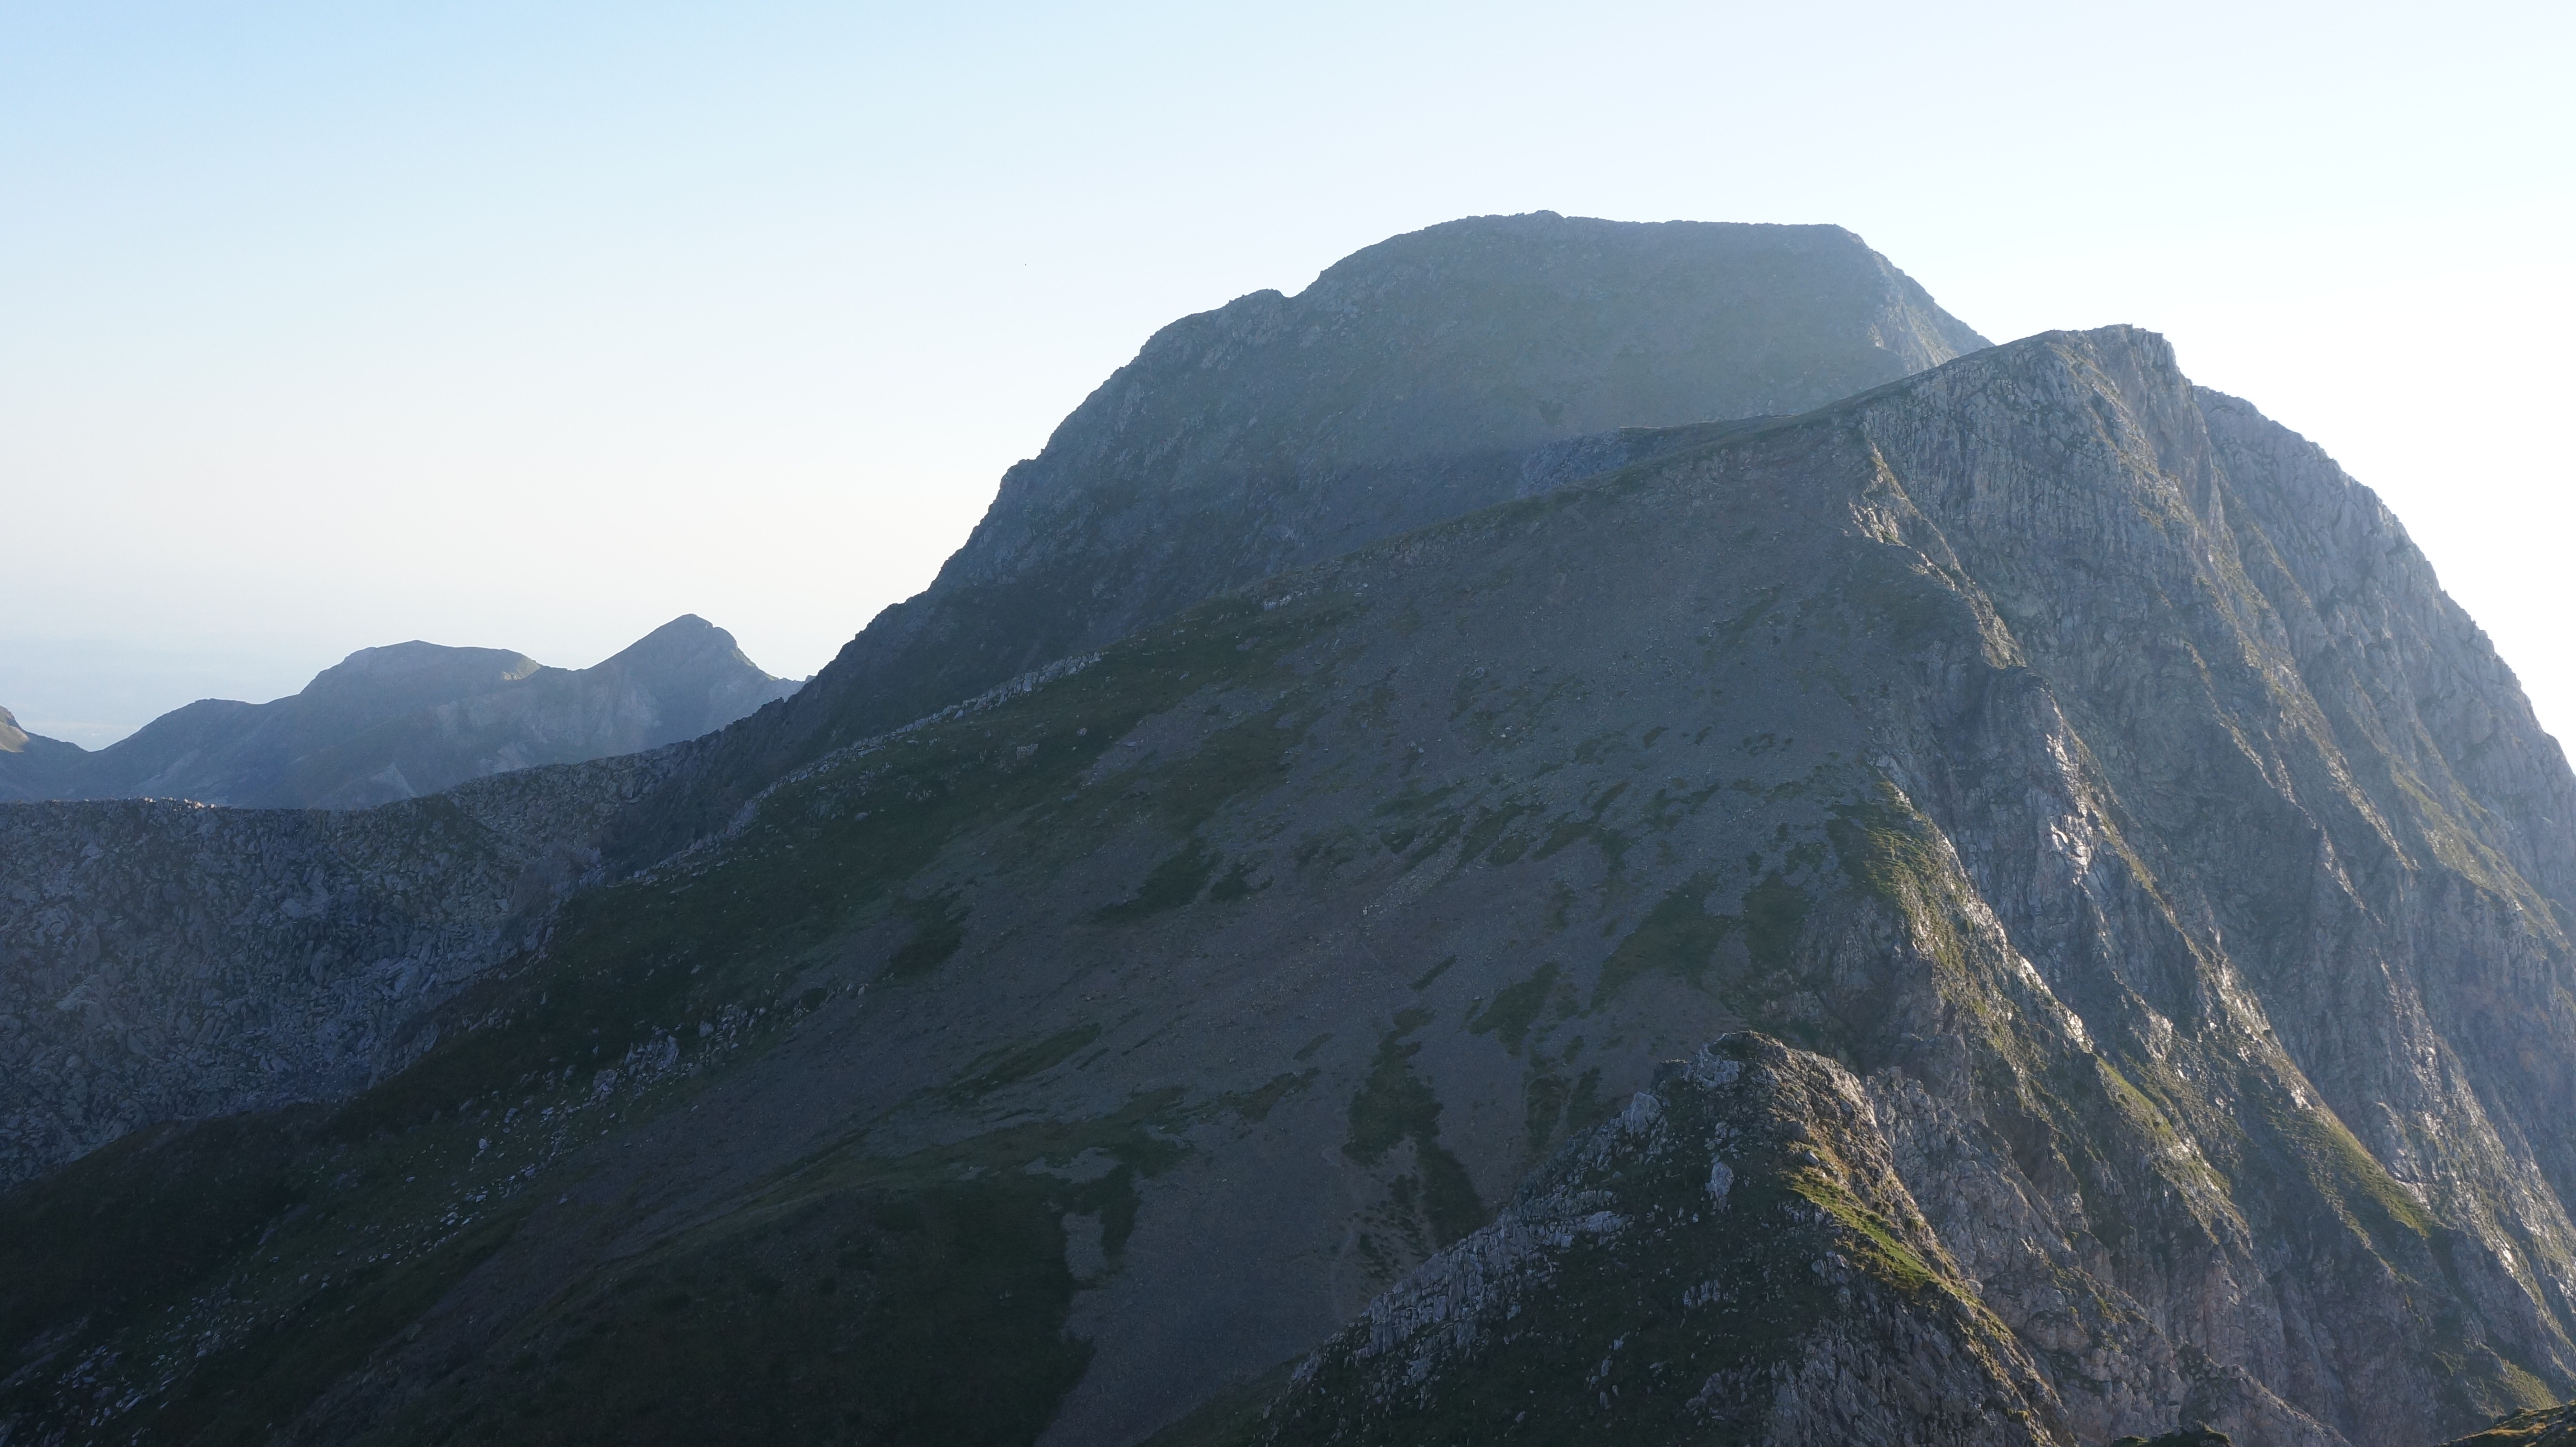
0, 614, 800, 808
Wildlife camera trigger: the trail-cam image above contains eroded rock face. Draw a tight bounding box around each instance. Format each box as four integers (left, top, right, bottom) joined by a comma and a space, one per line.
0, 750, 672, 1183
1262, 1032, 2062, 1446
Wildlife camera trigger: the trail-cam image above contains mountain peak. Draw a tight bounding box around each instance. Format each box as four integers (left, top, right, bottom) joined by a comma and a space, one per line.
645, 213, 1994, 843
0, 616, 795, 808
597, 614, 758, 674
302, 641, 545, 704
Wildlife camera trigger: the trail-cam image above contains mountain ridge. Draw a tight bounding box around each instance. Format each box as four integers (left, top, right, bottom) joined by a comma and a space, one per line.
0, 613, 800, 809
0, 215, 1984, 1197
596, 211, 1991, 868
1, 223, 2571, 1447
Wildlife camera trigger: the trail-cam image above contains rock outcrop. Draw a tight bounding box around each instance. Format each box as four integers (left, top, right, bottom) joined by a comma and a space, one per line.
1259, 1033, 2063, 1445
0, 614, 798, 808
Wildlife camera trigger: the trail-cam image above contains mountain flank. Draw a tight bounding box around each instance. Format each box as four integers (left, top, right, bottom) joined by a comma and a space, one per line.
0, 614, 800, 809
0, 705, 84, 778
2, 220, 2573, 1447
604, 211, 1990, 863
0, 212, 1981, 1195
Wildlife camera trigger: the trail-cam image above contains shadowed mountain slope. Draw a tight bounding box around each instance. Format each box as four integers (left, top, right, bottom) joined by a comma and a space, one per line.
0, 706, 85, 784
0, 753, 679, 1182
606, 211, 1989, 862
0, 615, 800, 809
0, 218, 1974, 1195
7, 326, 2576, 1447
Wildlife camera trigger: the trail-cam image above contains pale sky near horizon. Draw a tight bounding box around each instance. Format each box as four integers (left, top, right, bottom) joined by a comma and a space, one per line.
4, 2, 2571, 748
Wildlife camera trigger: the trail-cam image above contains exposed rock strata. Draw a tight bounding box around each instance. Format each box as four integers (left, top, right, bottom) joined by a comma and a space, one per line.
1260, 1033, 2063, 1446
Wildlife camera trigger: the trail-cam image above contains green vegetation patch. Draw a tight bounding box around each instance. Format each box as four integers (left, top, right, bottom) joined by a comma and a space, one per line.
1593, 873, 1734, 1007
1344, 1010, 1486, 1246
1221, 1070, 1318, 1124
1455, 801, 1534, 867
157, 1201, 532, 1447
886, 889, 970, 977
952, 1023, 1105, 1100
2440, 1399, 2576, 1445
1467, 961, 1560, 1055
1094, 839, 1220, 922
370, 1181, 1086, 1447
1786, 1169, 1941, 1297
2267, 1089, 2437, 1242
1739, 873, 1811, 969
1825, 783, 1948, 909
376, 1090, 1217, 1445
0, 1107, 321, 1373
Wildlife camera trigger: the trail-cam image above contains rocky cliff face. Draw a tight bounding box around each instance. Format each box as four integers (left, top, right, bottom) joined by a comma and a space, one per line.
1257, 1032, 2063, 1445
0, 614, 798, 808
0, 750, 673, 1184
2, 238, 2571, 1447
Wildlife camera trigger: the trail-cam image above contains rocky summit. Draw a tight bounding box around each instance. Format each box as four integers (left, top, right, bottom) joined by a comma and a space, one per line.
2, 215, 2573, 1447
605, 212, 1990, 862
0, 613, 800, 808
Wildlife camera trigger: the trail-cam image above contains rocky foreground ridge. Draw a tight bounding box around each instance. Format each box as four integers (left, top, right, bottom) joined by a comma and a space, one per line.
1254, 1032, 2065, 1445
2, 218, 2573, 1447
0, 614, 799, 809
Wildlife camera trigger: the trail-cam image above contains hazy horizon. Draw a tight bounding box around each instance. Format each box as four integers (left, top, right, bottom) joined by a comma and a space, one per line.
6, 3, 2570, 748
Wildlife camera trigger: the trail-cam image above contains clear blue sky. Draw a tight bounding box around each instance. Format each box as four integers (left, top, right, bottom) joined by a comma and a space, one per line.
4, 1, 2570, 746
